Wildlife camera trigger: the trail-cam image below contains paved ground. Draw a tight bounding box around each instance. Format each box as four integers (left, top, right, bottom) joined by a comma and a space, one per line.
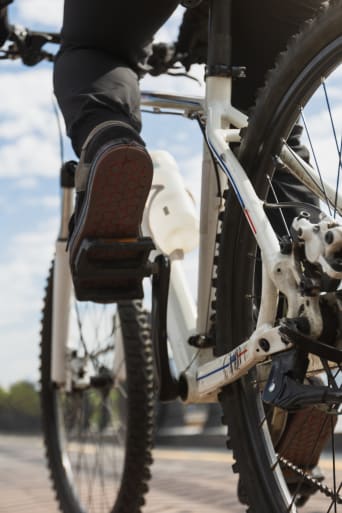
0, 434, 338, 513
0, 435, 243, 513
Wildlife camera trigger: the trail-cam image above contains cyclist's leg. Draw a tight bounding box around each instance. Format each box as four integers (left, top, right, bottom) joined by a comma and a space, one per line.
231, 0, 323, 237
231, 0, 324, 240
54, 0, 179, 155
231, 0, 323, 112
54, 0, 179, 301
232, 0, 323, 227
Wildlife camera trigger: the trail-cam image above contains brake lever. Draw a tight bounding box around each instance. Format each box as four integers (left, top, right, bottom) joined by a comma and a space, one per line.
166, 70, 202, 85
39, 49, 55, 63
9, 25, 57, 66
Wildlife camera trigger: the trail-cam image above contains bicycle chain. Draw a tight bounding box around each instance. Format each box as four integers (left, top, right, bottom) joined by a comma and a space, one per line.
279, 456, 342, 503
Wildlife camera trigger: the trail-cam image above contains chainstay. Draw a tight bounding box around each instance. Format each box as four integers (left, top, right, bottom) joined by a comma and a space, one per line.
279, 456, 342, 503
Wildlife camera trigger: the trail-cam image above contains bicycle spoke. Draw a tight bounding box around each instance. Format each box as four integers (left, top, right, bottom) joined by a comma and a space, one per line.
322, 80, 340, 156
266, 174, 291, 238
330, 416, 337, 513
300, 109, 333, 215
327, 482, 342, 513
279, 142, 336, 212
323, 75, 342, 220
74, 302, 90, 356
334, 136, 342, 218
321, 360, 340, 391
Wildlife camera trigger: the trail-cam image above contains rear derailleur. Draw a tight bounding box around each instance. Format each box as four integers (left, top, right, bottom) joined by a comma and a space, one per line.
264, 210, 342, 412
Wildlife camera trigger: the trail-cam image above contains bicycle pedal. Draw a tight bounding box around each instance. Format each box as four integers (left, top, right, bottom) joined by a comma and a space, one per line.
72, 237, 155, 303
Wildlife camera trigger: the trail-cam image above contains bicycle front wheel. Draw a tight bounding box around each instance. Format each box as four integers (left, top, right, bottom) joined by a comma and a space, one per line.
40, 263, 154, 513
216, 2, 342, 512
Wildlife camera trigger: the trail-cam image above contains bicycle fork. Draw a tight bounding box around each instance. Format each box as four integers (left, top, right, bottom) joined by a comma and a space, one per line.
51, 162, 74, 385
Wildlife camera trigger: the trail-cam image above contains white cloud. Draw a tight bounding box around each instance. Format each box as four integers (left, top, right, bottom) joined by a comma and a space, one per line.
14, 0, 181, 40
0, 68, 53, 114
301, 103, 342, 192
153, 5, 185, 43
0, 135, 60, 178
15, 0, 64, 29
15, 177, 39, 190
24, 194, 60, 209
0, 68, 61, 179
141, 64, 205, 97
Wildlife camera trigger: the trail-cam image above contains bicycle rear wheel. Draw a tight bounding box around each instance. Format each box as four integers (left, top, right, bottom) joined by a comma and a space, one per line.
40, 263, 154, 513
216, 2, 342, 511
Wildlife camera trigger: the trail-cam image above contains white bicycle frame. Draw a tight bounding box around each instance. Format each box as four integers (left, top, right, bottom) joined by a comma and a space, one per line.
50, 72, 342, 405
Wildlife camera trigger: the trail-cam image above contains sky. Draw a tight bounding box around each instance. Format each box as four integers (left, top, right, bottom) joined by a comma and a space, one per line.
0, 1, 206, 388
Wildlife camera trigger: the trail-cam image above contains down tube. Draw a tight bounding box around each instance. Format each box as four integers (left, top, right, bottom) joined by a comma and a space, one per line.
209, 135, 280, 272
205, 140, 280, 327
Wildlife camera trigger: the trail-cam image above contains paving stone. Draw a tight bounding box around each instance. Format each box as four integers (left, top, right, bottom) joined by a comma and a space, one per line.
0, 435, 335, 513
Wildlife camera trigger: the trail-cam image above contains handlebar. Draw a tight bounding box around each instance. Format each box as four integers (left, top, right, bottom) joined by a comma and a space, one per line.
0, 24, 196, 78
0, 25, 60, 65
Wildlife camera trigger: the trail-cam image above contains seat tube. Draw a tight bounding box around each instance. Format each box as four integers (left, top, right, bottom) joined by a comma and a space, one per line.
206, 0, 234, 122
207, 0, 233, 76
196, 0, 234, 336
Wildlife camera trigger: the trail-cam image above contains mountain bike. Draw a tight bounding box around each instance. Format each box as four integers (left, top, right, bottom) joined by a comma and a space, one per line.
2, 0, 342, 511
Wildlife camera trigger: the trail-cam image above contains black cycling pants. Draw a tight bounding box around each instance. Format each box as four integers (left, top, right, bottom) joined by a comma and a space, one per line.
54, 0, 323, 156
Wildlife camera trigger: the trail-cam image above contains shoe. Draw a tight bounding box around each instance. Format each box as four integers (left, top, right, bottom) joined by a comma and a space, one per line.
68, 121, 154, 301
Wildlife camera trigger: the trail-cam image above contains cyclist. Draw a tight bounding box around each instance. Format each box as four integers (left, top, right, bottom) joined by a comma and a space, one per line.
0, 0, 324, 282
0, 0, 324, 296
48, 0, 324, 299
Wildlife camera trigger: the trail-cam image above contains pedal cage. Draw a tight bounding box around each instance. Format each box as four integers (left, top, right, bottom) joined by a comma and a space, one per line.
72, 236, 155, 303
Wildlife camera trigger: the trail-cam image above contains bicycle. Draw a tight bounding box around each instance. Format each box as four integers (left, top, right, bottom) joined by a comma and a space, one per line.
2, 0, 342, 511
